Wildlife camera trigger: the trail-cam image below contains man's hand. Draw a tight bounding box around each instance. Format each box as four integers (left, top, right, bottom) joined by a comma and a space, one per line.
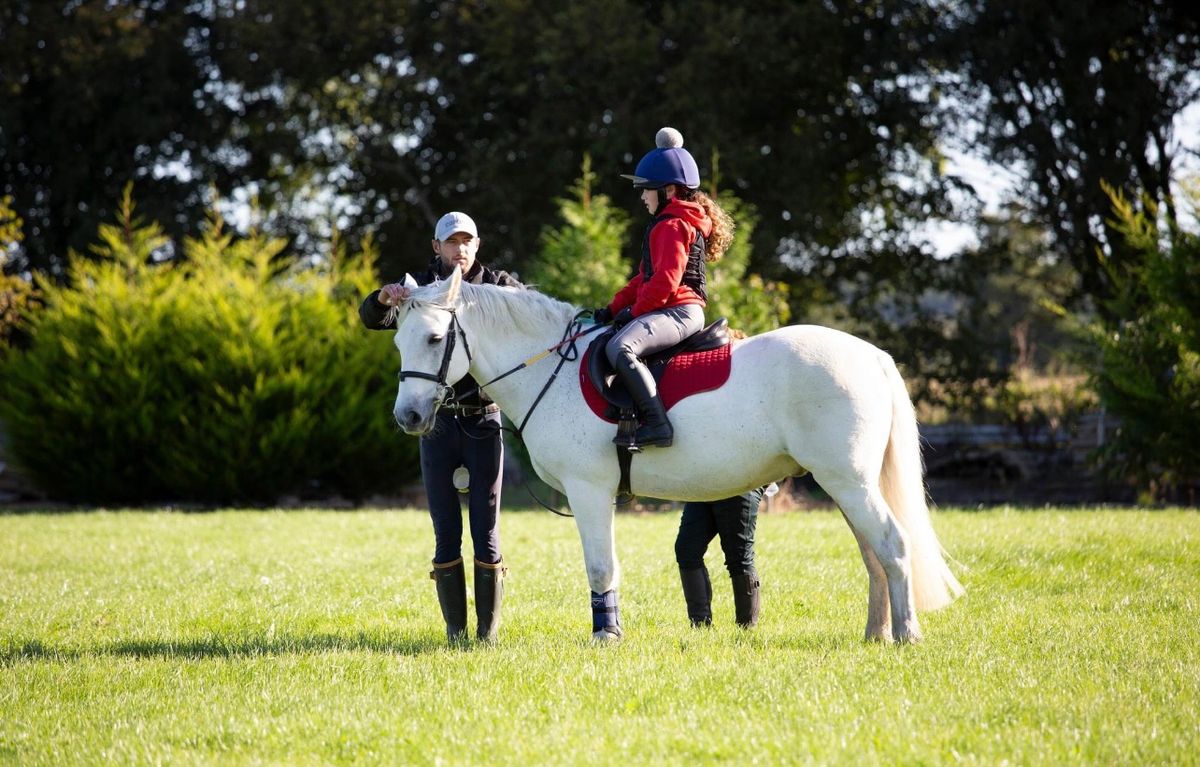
614, 307, 634, 327
592, 306, 613, 325
378, 283, 412, 306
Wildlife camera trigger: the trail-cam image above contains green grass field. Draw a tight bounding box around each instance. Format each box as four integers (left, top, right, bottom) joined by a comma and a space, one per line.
1, 507, 1197, 765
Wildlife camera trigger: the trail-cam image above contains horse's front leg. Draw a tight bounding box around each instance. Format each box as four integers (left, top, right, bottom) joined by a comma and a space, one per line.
567, 484, 622, 642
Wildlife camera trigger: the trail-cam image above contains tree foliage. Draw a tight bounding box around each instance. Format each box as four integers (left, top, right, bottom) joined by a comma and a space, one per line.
1077, 183, 1200, 499
2, 0, 953, 294
704, 190, 791, 337
526, 155, 630, 309
932, 0, 1200, 305
0, 195, 36, 350
0, 187, 414, 504
527, 158, 789, 335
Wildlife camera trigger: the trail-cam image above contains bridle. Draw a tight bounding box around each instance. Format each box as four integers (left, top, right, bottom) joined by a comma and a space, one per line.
397, 304, 603, 431
397, 307, 472, 409
395, 303, 605, 518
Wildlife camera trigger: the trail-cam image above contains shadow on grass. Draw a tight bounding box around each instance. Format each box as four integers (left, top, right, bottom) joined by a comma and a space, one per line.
1, 631, 460, 665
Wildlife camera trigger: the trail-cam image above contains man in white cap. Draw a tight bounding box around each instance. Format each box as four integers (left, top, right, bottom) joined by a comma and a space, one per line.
360, 211, 522, 643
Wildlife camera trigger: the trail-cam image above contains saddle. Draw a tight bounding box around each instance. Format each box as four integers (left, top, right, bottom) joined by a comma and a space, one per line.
579, 318, 733, 505
579, 318, 733, 422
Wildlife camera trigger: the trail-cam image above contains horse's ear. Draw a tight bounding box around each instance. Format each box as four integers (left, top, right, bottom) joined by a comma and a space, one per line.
445, 266, 463, 305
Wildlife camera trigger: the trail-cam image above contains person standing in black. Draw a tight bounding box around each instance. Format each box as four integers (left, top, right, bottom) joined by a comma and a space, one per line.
675, 487, 765, 628
360, 211, 522, 643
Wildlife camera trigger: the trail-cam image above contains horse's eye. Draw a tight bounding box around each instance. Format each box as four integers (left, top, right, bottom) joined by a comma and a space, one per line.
428, 335, 443, 345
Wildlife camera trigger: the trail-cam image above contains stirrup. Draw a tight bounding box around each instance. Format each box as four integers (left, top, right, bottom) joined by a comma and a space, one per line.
614, 434, 643, 453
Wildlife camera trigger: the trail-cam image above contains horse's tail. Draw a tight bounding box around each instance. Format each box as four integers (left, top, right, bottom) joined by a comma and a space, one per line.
878, 355, 965, 611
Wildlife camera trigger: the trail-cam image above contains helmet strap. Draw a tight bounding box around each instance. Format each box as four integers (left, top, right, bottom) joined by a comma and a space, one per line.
652, 192, 664, 216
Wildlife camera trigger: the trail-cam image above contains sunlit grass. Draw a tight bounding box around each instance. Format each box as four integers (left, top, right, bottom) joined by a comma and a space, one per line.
1, 508, 1197, 765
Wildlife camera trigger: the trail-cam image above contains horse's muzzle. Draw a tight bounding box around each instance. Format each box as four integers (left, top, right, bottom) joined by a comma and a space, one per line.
394, 405, 435, 435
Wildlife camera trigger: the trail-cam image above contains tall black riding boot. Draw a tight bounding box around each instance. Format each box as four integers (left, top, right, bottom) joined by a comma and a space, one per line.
429, 558, 468, 642
730, 567, 761, 628
613, 350, 673, 448
474, 557, 507, 643
679, 565, 713, 627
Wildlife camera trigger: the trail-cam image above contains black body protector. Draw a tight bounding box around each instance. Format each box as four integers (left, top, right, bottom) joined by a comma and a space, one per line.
641, 213, 707, 301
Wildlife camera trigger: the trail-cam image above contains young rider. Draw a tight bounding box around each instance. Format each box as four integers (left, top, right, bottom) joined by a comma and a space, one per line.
593, 127, 734, 449
360, 211, 523, 643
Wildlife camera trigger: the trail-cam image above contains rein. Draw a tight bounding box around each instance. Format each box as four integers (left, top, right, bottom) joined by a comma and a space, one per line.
402, 306, 604, 517
454, 310, 602, 438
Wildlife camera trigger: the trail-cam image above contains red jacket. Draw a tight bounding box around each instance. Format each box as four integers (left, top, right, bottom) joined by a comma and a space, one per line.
608, 198, 711, 317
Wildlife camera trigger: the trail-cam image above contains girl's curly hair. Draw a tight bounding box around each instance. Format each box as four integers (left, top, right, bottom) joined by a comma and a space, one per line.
674, 187, 734, 263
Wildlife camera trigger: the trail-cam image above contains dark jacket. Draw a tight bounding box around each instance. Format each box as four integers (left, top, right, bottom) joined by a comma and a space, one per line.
360, 256, 522, 409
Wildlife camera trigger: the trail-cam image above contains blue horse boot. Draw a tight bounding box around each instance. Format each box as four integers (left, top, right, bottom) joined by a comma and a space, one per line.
591, 590, 622, 641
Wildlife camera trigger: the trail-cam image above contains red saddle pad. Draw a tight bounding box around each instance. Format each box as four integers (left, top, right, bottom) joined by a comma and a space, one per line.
579, 344, 733, 424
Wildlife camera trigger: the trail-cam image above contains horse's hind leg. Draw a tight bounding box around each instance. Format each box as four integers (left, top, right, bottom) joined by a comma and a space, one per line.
842, 511, 892, 642
822, 480, 921, 643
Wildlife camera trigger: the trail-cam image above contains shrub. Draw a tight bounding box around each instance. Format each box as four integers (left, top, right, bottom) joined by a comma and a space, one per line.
0, 187, 416, 504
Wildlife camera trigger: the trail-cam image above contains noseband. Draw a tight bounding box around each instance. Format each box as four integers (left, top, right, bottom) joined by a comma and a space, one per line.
397, 308, 473, 407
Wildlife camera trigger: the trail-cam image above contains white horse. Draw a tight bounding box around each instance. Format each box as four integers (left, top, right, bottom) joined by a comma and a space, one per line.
388, 268, 963, 643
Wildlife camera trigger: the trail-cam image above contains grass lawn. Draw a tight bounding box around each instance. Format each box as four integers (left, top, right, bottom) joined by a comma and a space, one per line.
1, 507, 1197, 765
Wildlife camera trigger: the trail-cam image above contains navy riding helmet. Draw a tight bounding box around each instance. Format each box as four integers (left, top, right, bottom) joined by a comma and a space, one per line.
621, 127, 700, 190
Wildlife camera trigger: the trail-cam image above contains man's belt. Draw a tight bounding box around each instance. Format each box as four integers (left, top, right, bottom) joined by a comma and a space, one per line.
447, 403, 500, 417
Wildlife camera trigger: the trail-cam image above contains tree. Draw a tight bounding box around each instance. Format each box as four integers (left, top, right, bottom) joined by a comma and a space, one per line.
932, 0, 1200, 306
704, 183, 791, 337
1074, 183, 1200, 500
525, 155, 630, 309
0, 2, 221, 274
0, 195, 36, 350
0, 1, 414, 275
4, 0, 957, 302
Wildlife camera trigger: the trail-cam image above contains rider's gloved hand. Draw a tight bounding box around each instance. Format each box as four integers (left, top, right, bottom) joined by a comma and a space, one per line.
614, 307, 634, 327
592, 306, 613, 325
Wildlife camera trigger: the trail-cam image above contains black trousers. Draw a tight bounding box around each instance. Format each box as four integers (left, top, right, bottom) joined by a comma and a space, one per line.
419, 410, 503, 565
674, 487, 763, 573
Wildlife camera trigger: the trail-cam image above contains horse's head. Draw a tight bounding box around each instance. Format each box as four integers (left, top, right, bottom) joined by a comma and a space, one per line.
390, 268, 471, 434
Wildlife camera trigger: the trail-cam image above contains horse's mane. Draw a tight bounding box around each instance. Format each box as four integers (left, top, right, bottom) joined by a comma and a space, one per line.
402, 278, 579, 337
459, 282, 579, 335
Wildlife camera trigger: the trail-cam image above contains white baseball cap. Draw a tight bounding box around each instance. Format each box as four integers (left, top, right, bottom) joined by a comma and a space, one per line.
434, 211, 478, 241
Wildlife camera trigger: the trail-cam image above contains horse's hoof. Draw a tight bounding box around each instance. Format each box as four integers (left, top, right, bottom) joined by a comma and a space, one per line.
891, 626, 923, 644
591, 628, 622, 643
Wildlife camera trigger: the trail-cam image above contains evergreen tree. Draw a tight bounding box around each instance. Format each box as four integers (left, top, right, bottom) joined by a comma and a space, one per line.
527, 155, 631, 309
703, 156, 790, 336
1075, 182, 1200, 500
0, 196, 35, 350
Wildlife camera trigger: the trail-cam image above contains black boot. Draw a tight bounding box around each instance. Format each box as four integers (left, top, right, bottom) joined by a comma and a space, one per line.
679, 565, 713, 626
474, 557, 506, 643
429, 558, 468, 641
731, 568, 761, 628
613, 350, 673, 448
